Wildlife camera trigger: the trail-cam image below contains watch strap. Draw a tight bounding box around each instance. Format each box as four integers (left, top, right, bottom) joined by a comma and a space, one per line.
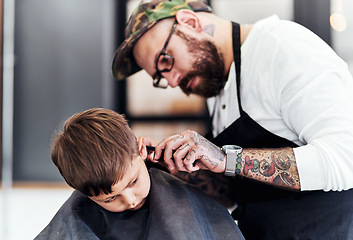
224, 150, 237, 176
222, 145, 242, 176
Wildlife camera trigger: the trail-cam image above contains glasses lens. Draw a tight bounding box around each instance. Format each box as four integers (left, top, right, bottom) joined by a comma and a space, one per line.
157, 78, 169, 88
153, 53, 174, 89
153, 77, 168, 89
157, 54, 174, 72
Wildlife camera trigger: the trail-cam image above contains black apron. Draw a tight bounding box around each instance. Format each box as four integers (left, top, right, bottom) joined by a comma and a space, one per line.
209, 22, 353, 240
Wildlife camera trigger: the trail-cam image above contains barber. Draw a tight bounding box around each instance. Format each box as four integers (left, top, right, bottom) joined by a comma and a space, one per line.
112, 0, 353, 239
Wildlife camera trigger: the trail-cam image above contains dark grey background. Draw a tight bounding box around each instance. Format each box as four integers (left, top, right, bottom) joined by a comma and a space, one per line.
13, 0, 118, 181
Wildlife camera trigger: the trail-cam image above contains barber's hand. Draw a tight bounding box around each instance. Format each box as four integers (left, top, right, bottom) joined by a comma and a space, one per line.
154, 130, 226, 174
140, 136, 158, 162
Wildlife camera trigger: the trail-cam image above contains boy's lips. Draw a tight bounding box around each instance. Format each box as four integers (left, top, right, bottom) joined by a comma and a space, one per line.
131, 199, 145, 210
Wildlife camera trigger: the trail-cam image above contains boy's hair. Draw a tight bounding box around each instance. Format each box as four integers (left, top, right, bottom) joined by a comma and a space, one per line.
51, 108, 139, 196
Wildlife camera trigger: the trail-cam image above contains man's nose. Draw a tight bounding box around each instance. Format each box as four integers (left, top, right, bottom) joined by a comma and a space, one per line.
162, 71, 179, 88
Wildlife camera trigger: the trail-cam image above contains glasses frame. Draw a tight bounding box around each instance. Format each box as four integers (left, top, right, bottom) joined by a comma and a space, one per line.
153, 20, 178, 88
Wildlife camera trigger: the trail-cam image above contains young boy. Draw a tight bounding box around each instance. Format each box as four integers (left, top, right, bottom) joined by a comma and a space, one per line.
35, 108, 244, 240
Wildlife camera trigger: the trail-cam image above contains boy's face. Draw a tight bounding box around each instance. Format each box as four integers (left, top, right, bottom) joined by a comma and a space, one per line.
89, 155, 150, 212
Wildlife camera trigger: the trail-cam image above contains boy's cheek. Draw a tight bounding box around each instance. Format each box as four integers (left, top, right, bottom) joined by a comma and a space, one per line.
89, 198, 126, 213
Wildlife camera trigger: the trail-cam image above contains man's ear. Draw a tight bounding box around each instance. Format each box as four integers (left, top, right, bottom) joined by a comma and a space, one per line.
137, 136, 148, 160
175, 9, 202, 33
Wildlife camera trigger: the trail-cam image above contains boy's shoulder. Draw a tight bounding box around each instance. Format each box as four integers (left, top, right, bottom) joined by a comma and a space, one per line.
35, 190, 99, 240
147, 167, 243, 239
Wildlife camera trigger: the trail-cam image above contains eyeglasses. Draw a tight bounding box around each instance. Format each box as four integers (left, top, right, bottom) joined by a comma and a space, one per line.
152, 20, 177, 88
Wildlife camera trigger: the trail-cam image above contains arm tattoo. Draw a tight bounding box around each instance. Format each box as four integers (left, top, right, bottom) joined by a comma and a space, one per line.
239, 148, 300, 191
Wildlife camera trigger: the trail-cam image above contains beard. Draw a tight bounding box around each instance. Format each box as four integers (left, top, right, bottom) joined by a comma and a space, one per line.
176, 31, 227, 98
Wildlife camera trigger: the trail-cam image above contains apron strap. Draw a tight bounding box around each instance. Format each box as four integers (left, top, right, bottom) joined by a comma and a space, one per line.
232, 22, 243, 112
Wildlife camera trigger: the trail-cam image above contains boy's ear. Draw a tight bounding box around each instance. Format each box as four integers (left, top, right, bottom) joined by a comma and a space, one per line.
175, 9, 202, 33
137, 136, 148, 160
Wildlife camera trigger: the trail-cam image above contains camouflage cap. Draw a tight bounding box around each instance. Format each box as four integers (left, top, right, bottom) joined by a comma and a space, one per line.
112, 0, 212, 80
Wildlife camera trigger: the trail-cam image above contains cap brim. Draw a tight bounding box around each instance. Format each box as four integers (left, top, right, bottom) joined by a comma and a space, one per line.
112, 21, 158, 81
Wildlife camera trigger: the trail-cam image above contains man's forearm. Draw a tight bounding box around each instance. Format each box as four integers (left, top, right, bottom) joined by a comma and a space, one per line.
238, 147, 301, 190
173, 147, 300, 207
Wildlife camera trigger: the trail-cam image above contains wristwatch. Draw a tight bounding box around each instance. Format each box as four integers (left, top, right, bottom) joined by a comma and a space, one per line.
222, 145, 242, 176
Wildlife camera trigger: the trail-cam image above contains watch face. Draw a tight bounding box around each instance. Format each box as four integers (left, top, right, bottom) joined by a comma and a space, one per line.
223, 145, 242, 151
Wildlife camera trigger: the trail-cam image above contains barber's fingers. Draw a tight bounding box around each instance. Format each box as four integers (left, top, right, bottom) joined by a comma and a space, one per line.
174, 143, 199, 172
154, 130, 212, 172
172, 144, 190, 172
155, 132, 190, 171
154, 133, 182, 159
177, 146, 215, 172
166, 131, 201, 172
142, 136, 158, 146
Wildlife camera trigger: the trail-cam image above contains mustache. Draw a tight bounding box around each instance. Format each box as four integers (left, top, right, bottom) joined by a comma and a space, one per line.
179, 72, 197, 96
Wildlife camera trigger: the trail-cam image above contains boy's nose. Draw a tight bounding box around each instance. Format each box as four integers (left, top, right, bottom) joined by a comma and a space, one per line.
122, 192, 136, 206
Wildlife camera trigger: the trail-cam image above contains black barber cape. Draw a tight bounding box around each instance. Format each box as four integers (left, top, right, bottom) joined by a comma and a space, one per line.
35, 168, 244, 240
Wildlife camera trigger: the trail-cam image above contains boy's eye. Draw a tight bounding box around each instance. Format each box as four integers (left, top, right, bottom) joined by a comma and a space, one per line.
104, 195, 116, 203
129, 178, 138, 187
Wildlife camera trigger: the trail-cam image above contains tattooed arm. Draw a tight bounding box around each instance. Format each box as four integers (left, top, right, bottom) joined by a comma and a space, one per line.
238, 147, 300, 190
152, 130, 301, 191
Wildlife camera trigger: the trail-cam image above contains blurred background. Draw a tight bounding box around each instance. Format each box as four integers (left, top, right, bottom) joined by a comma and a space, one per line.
0, 0, 352, 239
